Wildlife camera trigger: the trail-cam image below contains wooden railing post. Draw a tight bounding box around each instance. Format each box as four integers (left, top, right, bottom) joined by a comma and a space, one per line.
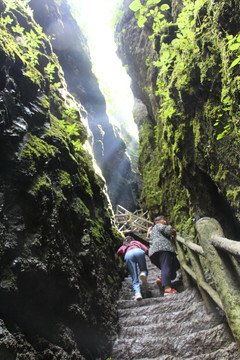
174, 238, 192, 289
129, 212, 133, 231
185, 239, 216, 312
196, 217, 240, 350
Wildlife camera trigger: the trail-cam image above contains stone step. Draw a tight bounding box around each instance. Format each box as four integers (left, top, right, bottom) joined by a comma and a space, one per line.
118, 285, 162, 300
136, 342, 240, 359
111, 256, 239, 360
118, 279, 183, 299
117, 288, 201, 309
118, 303, 216, 328
118, 315, 223, 339
118, 293, 208, 317
111, 323, 235, 359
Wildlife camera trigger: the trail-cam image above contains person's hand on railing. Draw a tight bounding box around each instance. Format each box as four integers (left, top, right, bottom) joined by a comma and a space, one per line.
170, 228, 176, 238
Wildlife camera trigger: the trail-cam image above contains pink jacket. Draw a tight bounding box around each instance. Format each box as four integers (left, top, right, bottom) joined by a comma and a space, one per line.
117, 240, 148, 260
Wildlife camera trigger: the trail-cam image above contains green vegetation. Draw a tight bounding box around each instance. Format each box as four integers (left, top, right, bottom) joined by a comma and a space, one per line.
61, 107, 85, 152
32, 173, 51, 193
111, 0, 124, 30
21, 134, 58, 172
0, 2, 131, 356
126, 0, 240, 233
129, 0, 240, 141
73, 197, 90, 217
0, 0, 61, 87
1, 0, 100, 211
59, 170, 73, 188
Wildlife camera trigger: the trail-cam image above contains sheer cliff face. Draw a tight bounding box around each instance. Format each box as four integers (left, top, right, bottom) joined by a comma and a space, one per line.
0, 0, 125, 358
116, 0, 240, 237
28, 0, 140, 212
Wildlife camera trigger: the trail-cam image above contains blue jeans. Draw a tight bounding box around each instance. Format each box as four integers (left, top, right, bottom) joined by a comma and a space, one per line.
125, 248, 148, 294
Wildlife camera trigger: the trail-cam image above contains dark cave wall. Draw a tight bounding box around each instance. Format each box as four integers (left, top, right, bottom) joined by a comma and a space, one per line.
29, 0, 140, 212
115, 0, 240, 239
0, 1, 126, 358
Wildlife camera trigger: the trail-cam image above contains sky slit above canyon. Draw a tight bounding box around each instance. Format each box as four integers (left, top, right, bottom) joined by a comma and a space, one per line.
68, 0, 139, 140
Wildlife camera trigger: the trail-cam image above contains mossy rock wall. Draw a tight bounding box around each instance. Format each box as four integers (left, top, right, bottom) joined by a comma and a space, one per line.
28, 0, 140, 212
116, 0, 240, 238
0, 1, 126, 358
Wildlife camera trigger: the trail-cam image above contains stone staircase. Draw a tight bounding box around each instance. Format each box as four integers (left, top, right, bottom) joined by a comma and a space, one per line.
111, 257, 240, 359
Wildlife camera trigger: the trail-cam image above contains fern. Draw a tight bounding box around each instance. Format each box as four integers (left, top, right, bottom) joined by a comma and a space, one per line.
0, 15, 13, 26
12, 24, 25, 34
61, 107, 83, 152
44, 63, 56, 83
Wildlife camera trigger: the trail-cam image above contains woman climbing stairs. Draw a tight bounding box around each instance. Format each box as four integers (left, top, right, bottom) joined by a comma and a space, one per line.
111, 257, 240, 359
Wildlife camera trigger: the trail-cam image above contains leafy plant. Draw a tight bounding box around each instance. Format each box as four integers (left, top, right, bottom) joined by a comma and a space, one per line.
227, 34, 240, 69
12, 24, 24, 34
0, 14, 13, 26
44, 63, 56, 83
61, 107, 83, 152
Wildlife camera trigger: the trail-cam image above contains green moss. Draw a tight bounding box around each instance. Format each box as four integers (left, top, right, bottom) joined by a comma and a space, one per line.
47, 114, 68, 144
59, 170, 73, 188
53, 189, 67, 205
226, 186, 240, 205
40, 95, 50, 111
21, 134, 58, 172
0, 0, 67, 89
138, 119, 156, 180
32, 173, 51, 193
73, 197, 90, 217
76, 169, 93, 198
214, 164, 229, 184
90, 223, 104, 245
107, 274, 114, 284
125, 0, 240, 234
111, 225, 125, 242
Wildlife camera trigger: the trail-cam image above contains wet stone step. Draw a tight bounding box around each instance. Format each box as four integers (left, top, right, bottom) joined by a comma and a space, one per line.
111, 255, 239, 359
117, 288, 200, 309
119, 316, 223, 339
136, 342, 240, 360
117, 296, 212, 324
118, 306, 217, 328
111, 323, 235, 360
118, 295, 209, 318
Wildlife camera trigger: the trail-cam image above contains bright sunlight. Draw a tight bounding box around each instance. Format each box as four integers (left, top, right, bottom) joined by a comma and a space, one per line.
68, 0, 138, 139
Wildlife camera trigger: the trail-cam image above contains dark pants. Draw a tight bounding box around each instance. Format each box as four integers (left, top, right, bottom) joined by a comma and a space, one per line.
150, 251, 178, 288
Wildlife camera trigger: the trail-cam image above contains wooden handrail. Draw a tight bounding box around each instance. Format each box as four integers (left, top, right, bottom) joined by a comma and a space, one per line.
211, 235, 240, 256
175, 217, 240, 351
176, 235, 205, 256
181, 262, 223, 309
115, 208, 240, 350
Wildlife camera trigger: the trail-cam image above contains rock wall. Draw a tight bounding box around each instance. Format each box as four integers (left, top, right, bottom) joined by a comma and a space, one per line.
0, 0, 126, 358
115, 0, 240, 238
29, 0, 140, 212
